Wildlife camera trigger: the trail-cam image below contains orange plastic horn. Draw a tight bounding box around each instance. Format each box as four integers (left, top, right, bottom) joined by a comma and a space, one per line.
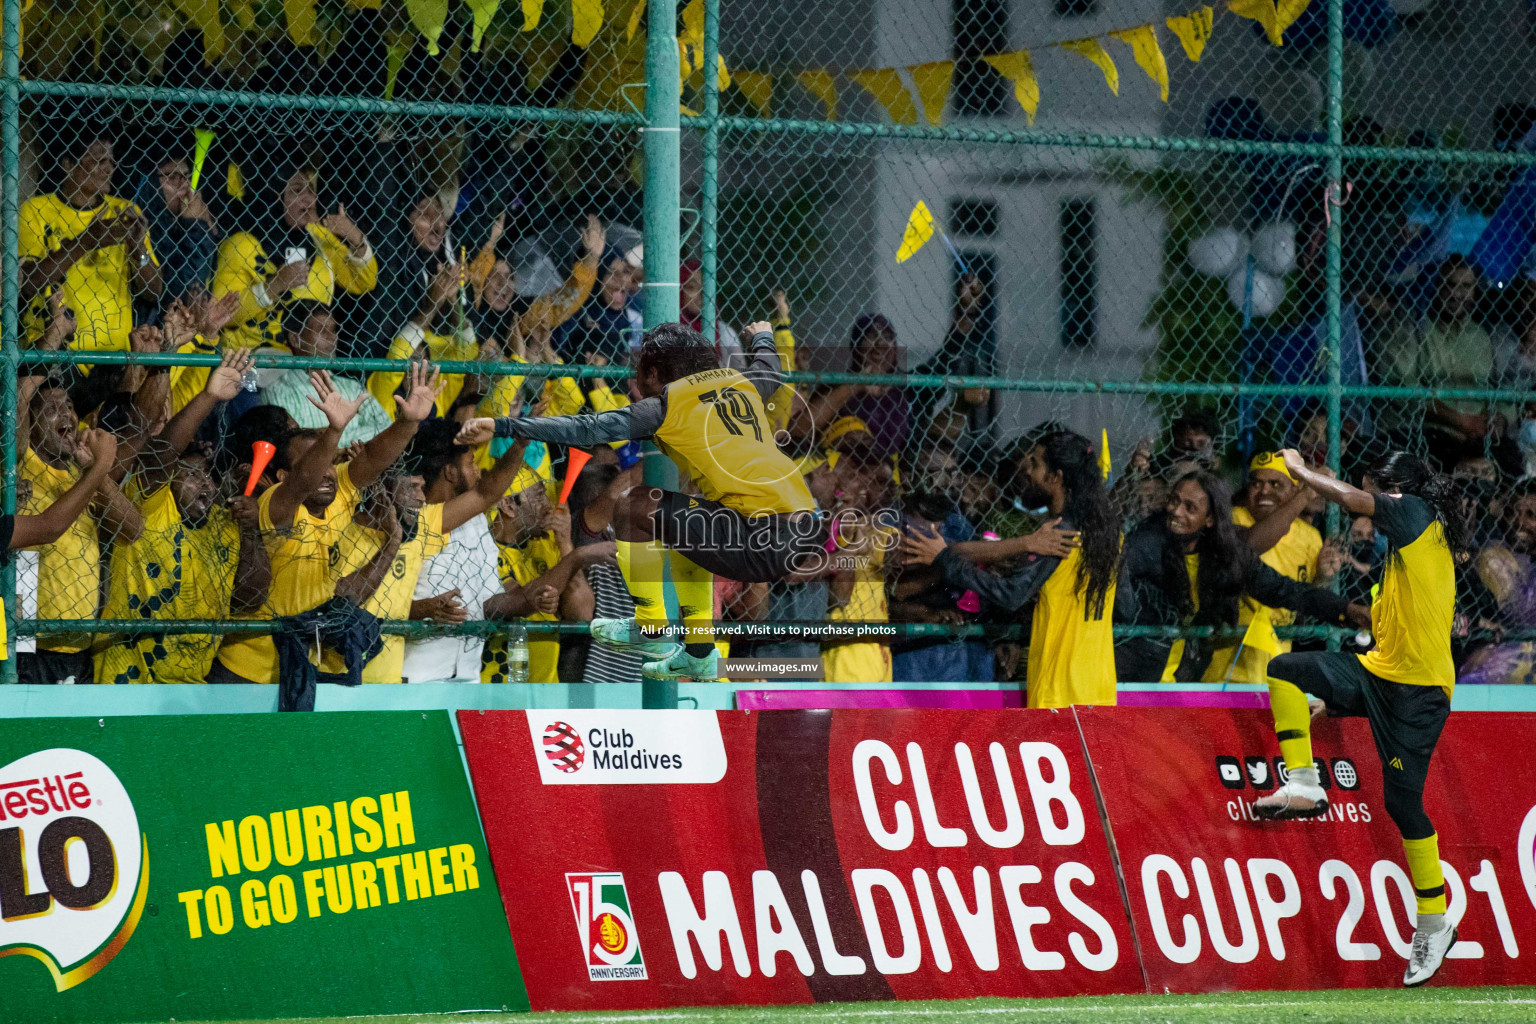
245, 440, 277, 496
558, 448, 594, 507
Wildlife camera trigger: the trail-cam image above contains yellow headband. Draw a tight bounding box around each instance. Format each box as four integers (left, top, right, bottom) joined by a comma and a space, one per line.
823, 416, 870, 448
1249, 451, 1295, 483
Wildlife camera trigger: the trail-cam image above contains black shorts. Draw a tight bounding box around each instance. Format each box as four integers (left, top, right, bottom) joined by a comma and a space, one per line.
654, 491, 828, 584
16, 649, 95, 685
1268, 651, 1450, 792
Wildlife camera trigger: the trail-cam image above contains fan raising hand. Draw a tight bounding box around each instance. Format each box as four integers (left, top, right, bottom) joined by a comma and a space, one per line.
307, 370, 369, 431
395, 360, 443, 423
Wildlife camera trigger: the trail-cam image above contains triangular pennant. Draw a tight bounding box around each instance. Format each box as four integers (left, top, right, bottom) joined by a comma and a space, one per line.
897, 201, 936, 263
190, 129, 216, 191
1165, 6, 1214, 62
283, 0, 317, 46
1229, 0, 1306, 46
404, 0, 448, 53
572, 0, 603, 46
624, 0, 644, 40
1278, 0, 1311, 33
522, 0, 542, 30
1109, 24, 1168, 102
796, 69, 838, 121
849, 68, 919, 126
1240, 606, 1281, 658
908, 61, 954, 127
1100, 428, 1112, 480
1061, 37, 1119, 95
982, 50, 1038, 123
465, 0, 499, 51
681, 0, 704, 50
733, 70, 772, 116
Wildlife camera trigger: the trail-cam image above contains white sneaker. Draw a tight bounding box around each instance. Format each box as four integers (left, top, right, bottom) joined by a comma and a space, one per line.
1403, 915, 1455, 987
1252, 767, 1330, 820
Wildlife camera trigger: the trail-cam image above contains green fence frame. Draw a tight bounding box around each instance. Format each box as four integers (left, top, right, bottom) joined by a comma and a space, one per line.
4, 0, 1536, 696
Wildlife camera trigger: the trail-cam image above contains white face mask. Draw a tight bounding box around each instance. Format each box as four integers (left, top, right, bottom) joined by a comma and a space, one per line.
1520, 419, 1536, 453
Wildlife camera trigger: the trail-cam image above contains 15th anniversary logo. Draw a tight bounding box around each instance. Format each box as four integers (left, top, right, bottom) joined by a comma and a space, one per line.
0, 749, 148, 991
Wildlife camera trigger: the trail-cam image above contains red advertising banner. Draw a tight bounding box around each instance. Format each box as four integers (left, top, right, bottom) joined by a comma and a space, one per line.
1076, 706, 1536, 993
459, 709, 1144, 1011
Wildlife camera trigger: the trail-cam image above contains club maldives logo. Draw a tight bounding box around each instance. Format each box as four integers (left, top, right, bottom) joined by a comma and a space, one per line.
543, 721, 586, 773
566, 872, 646, 981
0, 749, 148, 991
525, 711, 728, 785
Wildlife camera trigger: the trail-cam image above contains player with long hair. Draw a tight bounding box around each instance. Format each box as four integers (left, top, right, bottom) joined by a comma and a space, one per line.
457, 321, 824, 680
1256, 450, 1470, 986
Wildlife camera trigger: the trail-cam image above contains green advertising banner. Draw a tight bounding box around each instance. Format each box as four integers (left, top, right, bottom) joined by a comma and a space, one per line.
0, 711, 529, 1023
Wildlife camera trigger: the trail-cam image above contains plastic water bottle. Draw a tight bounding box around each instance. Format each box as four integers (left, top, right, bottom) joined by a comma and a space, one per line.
507, 624, 530, 684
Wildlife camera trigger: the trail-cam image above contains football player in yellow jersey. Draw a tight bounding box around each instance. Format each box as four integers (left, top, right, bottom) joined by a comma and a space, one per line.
1257, 450, 1469, 986
18, 129, 162, 355
903, 431, 1118, 708
457, 321, 824, 680
1202, 452, 1325, 683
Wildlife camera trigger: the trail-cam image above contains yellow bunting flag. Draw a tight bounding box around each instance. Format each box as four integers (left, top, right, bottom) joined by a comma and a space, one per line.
405, 0, 448, 53
733, 70, 773, 117
227, 0, 256, 29
283, 0, 317, 45
1240, 606, 1281, 658
465, 0, 499, 51
1110, 25, 1169, 102
982, 50, 1039, 123
796, 70, 838, 121
523, 0, 543, 30
1165, 6, 1214, 61
190, 129, 216, 191
1100, 428, 1112, 480
174, 0, 226, 60
1229, 0, 1308, 46
682, 0, 704, 49
678, 39, 692, 81
625, 0, 644, 40
1278, 0, 1312, 31
346, 0, 382, 8
1061, 37, 1119, 95
896, 201, 935, 264
908, 61, 954, 127
850, 68, 919, 126
572, 0, 603, 47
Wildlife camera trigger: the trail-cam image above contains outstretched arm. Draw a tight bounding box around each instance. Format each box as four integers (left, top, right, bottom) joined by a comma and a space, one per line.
1242, 487, 1311, 554
1280, 449, 1374, 516
441, 438, 531, 532
484, 543, 615, 619
12, 429, 118, 549
137, 348, 254, 492
456, 398, 664, 449
228, 496, 272, 614
739, 323, 782, 403
349, 361, 441, 489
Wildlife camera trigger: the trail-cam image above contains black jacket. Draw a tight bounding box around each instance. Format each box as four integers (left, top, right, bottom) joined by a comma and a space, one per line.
1115, 516, 1350, 682
274, 597, 383, 711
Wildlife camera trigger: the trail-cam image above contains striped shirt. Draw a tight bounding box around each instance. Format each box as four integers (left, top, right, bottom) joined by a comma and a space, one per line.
582, 561, 644, 683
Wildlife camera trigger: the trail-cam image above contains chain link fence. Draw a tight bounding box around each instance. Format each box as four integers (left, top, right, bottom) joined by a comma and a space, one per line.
3, 0, 1536, 688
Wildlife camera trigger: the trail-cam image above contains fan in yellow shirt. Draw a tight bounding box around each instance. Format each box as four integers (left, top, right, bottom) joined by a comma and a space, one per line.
212, 363, 440, 684
484, 468, 569, 683
334, 433, 539, 682
19, 131, 162, 355
210, 164, 376, 350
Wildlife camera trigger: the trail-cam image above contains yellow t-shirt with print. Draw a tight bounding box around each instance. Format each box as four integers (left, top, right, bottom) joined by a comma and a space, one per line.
1026, 547, 1119, 709
216, 463, 361, 683
335, 503, 449, 683
19, 193, 157, 354
482, 531, 563, 684
20, 447, 99, 653
368, 321, 481, 419
1203, 508, 1323, 684
822, 528, 893, 684
96, 484, 242, 684
211, 225, 377, 350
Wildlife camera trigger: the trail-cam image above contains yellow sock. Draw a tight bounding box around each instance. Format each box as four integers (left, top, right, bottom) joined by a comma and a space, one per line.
666, 550, 715, 649
1266, 675, 1315, 772
616, 539, 669, 638
1403, 834, 1447, 915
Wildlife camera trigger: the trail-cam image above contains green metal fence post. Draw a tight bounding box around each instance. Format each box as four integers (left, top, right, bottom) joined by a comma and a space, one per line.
1, 0, 21, 681
1323, 0, 1346, 649
642, 0, 682, 709
699, 0, 720, 335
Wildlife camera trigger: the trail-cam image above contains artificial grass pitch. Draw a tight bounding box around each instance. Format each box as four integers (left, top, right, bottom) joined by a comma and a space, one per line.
157, 985, 1536, 1024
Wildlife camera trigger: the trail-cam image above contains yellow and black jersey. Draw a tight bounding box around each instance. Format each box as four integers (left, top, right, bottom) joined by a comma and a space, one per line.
19, 193, 157, 354
1359, 494, 1455, 695
335, 503, 450, 683
495, 328, 815, 517
482, 530, 563, 684
210, 225, 377, 349
19, 448, 100, 653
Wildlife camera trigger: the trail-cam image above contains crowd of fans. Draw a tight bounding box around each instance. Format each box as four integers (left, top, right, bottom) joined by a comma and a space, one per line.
12, 69, 1536, 691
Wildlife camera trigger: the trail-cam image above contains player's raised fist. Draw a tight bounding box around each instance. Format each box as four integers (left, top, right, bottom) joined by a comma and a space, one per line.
456, 417, 497, 446
745, 320, 773, 338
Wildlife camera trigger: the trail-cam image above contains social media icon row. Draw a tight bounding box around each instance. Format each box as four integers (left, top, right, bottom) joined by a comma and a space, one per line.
1215, 755, 1359, 791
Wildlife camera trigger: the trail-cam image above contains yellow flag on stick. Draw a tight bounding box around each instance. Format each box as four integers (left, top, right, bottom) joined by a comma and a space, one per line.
850, 68, 919, 126
897, 201, 936, 264
572, 0, 604, 47
465, 0, 499, 51
190, 129, 216, 192
228, 0, 256, 29
733, 70, 773, 117
908, 61, 954, 127
982, 50, 1039, 124
1061, 37, 1119, 95
1241, 607, 1281, 658
405, 0, 448, 53
1110, 24, 1169, 102
796, 70, 838, 121
1166, 5, 1214, 61
523, 0, 543, 30
1100, 428, 1112, 480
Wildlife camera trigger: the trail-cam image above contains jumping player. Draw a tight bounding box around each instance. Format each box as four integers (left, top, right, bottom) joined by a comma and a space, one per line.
456, 321, 823, 679
1258, 449, 1468, 987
